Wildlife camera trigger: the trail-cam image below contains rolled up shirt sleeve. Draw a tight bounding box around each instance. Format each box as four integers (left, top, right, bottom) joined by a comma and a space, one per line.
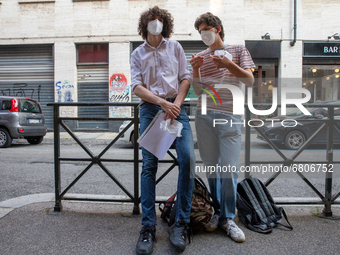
176, 42, 191, 83
130, 51, 143, 92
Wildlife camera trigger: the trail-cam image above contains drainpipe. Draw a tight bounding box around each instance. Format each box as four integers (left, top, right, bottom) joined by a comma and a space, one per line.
290, 0, 297, 46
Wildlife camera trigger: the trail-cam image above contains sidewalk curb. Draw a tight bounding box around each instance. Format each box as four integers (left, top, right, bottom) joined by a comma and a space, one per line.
1, 193, 339, 220
0, 193, 55, 219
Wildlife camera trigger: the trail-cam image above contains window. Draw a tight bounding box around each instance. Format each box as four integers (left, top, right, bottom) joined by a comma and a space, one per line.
303, 65, 340, 102
77, 44, 109, 64
19, 99, 41, 113
1, 101, 12, 111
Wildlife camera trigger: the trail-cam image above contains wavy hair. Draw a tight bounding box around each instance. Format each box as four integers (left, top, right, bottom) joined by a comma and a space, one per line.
138, 6, 174, 40
194, 12, 224, 41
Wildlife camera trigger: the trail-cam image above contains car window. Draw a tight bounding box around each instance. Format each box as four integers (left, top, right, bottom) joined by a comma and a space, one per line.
19, 99, 41, 113
314, 108, 328, 117
286, 107, 315, 116
334, 108, 340, 117
1, 100, 12, 110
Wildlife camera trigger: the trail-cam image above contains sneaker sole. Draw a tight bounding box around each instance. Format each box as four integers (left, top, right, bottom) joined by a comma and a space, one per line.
204, 225, 218, 232
230, 236, 246, 243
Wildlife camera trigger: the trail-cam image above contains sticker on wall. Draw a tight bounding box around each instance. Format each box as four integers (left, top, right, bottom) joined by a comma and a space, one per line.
55, 80, 76, 117
110, 73, 128, 91
109, 74, 131, 118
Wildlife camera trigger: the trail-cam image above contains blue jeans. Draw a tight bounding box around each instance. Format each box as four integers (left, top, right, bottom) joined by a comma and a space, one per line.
140, 102, 195, 226
195, 111, 241, 225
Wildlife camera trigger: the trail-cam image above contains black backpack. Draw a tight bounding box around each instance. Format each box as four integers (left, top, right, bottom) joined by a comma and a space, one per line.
159, 176, 214, 231
236, 178, 293, 234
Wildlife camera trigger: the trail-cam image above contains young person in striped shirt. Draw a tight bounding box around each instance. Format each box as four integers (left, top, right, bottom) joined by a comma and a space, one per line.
190, 12, 255, 243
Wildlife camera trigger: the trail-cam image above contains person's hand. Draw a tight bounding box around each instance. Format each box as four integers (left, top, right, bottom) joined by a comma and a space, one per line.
210, 54, 231, 69
161, 101, 181, 124
190, 54, 204, 70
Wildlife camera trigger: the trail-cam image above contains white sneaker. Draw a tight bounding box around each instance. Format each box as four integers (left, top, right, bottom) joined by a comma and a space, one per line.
219, 219, 245, 243
204, 214, 220, 232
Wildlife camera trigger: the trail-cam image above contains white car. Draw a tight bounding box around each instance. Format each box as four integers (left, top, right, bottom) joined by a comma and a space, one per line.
118, 120, 137, 146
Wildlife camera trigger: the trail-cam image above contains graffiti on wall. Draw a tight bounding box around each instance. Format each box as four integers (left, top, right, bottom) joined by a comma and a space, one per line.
1, 83, 41, 101
109, 73, 131, 118
56, 80, 74, 102
55, 80, 76, 117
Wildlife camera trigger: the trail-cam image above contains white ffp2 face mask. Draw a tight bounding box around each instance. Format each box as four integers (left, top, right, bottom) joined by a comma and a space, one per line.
201, 28, 216, 46
147, 19, 163, 36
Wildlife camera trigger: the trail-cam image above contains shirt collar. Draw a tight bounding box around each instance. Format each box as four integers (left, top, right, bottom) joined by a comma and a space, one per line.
208, 43, 229, 52
143, 37, 168, 49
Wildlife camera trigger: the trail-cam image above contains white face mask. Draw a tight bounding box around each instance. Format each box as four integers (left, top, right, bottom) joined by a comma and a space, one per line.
147, 19, 163, 36
201, 28, 216, 46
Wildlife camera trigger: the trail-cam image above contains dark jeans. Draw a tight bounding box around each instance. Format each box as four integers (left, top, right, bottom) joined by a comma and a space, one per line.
139, 102, 195, 226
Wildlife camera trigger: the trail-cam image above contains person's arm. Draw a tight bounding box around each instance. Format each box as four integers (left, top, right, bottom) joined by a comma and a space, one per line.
210, 54, 254, 86
133, 85, 180, 119
189, 54, 205, 95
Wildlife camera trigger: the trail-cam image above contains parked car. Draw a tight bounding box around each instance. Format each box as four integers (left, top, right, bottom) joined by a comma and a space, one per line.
256, 101, 340, 150
0, 96, 47, 148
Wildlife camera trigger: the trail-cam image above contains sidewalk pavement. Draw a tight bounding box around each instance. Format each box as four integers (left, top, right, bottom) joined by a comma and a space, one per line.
5, 132, 340, 254
0, 195, 340, 255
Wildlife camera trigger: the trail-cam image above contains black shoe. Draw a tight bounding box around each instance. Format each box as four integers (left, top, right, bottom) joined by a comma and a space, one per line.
168, 223, 192, 253
136, 225, 156, 255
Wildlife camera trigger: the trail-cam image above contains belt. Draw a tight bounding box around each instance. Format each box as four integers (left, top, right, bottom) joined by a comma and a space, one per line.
139, 97, 176, 107
162, 97, 176, 103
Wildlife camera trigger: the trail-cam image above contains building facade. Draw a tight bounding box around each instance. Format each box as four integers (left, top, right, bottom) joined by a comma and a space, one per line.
0, 0, 339, 131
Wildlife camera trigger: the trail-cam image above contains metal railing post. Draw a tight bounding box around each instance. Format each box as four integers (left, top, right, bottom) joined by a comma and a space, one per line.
133, 104, 140, 215
324, 106, 334, 217
245, 106, 251, 179
53, 105, 62, 212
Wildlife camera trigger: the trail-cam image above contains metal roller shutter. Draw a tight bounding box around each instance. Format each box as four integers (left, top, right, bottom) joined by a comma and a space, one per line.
130, 40, 207, 103
77, 65, 109, 130
0, 45, 54, 129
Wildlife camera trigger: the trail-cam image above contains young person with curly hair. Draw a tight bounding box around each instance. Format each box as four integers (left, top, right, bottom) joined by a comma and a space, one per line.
131, 6, 195, 255
190, 12, 255, 243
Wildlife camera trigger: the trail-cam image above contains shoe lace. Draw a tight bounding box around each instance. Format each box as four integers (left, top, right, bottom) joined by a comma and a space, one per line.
140, 226, 156, 243
228, 221, 240, 232
182, 225, 193, 244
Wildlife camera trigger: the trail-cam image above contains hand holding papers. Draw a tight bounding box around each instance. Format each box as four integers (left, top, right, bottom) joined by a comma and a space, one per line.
138, 110, 183, 159
214, 50, 233, 71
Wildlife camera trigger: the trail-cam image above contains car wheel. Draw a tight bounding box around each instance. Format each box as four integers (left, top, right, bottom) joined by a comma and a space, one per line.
284, 131, 306, 150
26, 136, 44, 145
0, 128, 12, 148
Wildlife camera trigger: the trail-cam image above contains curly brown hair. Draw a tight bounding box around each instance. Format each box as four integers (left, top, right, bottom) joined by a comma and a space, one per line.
138, 6, 174, 40
194, 12, 225, 41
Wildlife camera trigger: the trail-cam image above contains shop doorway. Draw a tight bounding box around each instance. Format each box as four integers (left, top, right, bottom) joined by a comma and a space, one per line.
250, 64, 278, 118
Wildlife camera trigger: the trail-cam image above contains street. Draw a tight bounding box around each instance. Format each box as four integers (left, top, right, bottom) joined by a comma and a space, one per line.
1, 138, 339, 205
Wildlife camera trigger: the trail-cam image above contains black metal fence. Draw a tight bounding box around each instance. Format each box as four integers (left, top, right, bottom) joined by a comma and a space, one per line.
48, 102, 340, 217
245, 104, 340, 217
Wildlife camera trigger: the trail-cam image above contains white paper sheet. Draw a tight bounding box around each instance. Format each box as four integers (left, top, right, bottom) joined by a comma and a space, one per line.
138, 110, 179, 159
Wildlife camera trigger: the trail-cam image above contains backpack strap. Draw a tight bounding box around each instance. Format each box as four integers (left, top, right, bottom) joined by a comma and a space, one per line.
195, 175, 209, 191
246, 223, 273, 234
193, 175, 213, 203
277, 208, 293, 230
250, 178, 277, 223
240, 181, 267, 223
